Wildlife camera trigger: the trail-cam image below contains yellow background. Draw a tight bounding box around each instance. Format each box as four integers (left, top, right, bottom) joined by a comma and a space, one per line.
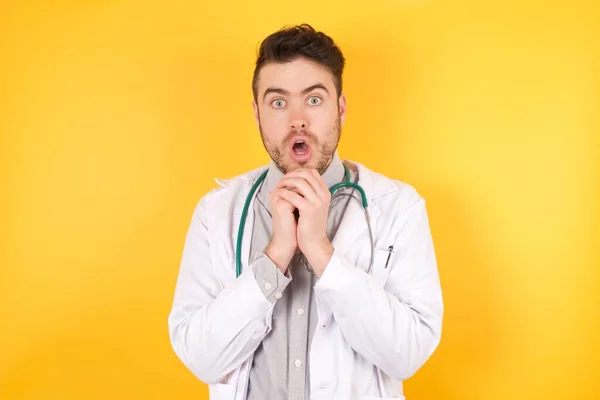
1, 1, 598, 399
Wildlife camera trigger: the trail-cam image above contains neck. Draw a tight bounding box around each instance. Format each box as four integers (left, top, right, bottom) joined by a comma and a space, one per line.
258, 152, 345, 213
265, 152, 344, 191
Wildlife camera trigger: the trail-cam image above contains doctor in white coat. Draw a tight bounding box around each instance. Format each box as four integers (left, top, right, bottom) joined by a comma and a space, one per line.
168, 24, 443, 400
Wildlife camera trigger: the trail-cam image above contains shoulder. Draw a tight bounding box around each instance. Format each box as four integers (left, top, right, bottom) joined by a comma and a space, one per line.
191, 164, 268, 220
350, 160, 426, 215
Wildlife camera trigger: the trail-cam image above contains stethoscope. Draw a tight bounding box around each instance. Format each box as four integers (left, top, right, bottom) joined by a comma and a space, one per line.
235, 164, 374, 278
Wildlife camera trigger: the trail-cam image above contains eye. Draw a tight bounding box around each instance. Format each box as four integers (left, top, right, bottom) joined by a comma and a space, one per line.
308, 96, 321, 106
271, 99, 286, 108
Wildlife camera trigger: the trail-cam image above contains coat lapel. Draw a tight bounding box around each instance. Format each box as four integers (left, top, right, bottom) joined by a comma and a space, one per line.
215, 165, 266, 281
215, 159, 395, 279
331, 161, 382, 259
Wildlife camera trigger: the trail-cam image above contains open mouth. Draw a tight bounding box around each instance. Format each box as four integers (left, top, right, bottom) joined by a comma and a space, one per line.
292, 140, 308, 155
289, 137, 311, 161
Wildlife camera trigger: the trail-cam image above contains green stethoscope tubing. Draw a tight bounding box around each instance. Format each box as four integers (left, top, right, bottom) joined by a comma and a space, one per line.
235, 164, 371, 278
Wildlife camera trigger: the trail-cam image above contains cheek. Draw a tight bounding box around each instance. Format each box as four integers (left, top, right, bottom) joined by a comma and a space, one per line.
308, 107, 338, 132
260, 111, 288, 139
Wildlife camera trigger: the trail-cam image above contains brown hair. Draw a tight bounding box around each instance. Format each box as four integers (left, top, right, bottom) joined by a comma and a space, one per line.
252, 24, 345, 101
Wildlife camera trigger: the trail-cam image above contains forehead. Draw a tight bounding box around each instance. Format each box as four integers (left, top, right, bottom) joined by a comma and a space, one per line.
256, 57, 335, 96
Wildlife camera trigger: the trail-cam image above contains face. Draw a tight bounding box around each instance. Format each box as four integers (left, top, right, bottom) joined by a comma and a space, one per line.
253, 57, 346, 174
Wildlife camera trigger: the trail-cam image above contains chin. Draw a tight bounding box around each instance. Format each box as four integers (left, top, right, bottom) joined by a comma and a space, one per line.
286, 159, 315, 172
276, 152, 328, 174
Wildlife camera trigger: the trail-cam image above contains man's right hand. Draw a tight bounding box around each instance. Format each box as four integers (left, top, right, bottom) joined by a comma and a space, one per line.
265, 187, 298, 274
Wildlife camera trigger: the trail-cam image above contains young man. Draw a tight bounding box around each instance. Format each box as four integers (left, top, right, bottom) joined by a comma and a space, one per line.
168, 24, 443, 400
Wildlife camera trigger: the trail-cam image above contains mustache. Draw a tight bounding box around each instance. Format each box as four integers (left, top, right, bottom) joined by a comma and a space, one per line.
284, 130, 316, 144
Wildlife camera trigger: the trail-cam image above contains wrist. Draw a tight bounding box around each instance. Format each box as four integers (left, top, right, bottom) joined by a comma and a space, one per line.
303, 238, 334, 277
265, 240, 294, 273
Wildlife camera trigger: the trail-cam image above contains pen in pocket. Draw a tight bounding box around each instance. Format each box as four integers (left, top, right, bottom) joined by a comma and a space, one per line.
385, 245, 394, 269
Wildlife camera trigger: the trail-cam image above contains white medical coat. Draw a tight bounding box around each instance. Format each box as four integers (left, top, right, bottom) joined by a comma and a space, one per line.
168, 160, 444, 400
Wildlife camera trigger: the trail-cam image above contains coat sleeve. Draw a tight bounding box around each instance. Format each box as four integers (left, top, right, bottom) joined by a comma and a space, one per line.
167, 194, 285, 384
314, 195, 443, 380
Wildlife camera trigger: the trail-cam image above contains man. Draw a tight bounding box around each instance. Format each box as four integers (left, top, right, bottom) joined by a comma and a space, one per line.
168, 24, 443, 400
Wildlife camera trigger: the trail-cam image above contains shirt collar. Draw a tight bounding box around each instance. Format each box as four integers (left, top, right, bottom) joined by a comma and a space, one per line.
257, 151, 345, 212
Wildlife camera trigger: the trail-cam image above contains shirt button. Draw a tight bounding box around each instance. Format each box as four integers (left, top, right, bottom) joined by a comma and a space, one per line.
297, 308, 304, 316
275, 292, 282, 299
294, 359, 302, 368
263, 281, 271, 290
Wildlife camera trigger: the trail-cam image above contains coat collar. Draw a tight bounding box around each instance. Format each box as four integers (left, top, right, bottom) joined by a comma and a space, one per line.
213, 157, 400, 273
255, 152, 346, 213
214, 157, 398, 205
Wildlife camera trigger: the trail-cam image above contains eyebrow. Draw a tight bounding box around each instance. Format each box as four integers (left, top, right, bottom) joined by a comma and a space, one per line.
262, 83, 329, 101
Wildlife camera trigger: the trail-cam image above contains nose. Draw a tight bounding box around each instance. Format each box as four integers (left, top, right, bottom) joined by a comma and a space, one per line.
290, 107, 308, 131
290, 119, 307, 130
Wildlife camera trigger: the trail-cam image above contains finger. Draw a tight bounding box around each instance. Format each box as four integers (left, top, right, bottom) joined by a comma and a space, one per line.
310, 168, 330, 196
303, 169, 328, 197
284, 169, 329, 201
275, 177, 319, 203
269, 192, 295, 212
269, 188, 302, 211
280, 169, 318, 194
272, 188, 309, 211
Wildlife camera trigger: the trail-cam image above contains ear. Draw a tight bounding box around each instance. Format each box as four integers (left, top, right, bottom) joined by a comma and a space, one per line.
252, 99, 260, 127
338, 93, 347, 125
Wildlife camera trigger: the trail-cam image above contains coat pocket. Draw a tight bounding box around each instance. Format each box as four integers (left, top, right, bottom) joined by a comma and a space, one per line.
371, 247, 393, 287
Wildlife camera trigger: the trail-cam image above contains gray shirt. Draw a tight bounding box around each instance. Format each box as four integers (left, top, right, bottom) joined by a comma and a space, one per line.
246, 152, 357, 400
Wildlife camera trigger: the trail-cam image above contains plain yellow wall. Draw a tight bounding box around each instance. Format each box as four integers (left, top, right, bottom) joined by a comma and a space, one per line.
1, 1, 598, 399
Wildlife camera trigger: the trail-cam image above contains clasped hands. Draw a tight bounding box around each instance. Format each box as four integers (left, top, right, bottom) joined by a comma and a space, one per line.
264, 168, 334, 278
